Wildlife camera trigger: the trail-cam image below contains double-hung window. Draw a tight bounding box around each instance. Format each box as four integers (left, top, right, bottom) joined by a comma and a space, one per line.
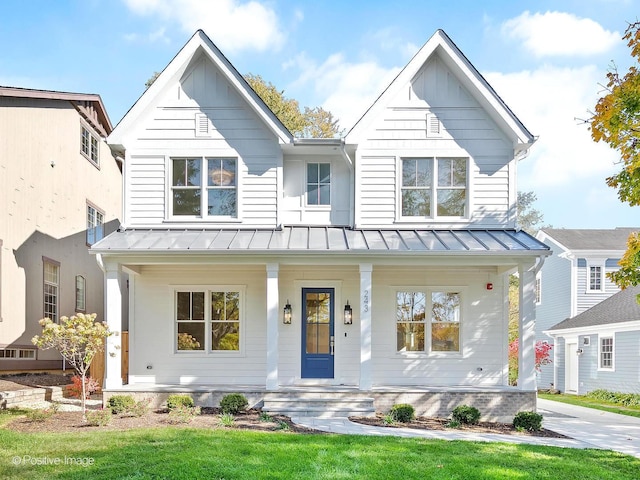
599, 336, 613, 369
75, 275, 86, 312
176, 289, 241, 352
81, 125, 99, 166
43, 259, 59, 322
171, 157, 237, 218
86, 203, 104, 245
588, 263, 603, 292
307, 163, 331, 206
396, 290, 461, 353
401, 157, 467, 219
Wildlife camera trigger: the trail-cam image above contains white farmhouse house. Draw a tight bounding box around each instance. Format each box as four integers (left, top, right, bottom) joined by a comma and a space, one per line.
92, 29, 550, 421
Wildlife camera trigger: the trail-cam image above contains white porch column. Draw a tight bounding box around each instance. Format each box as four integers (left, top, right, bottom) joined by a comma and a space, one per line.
518, 263, 537, 390
266, 263, 279, 391
104, 261, 122, 389
359, 263, 373, 390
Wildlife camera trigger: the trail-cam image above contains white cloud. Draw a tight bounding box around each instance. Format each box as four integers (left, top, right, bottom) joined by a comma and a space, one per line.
286, 52, 400, 130
484, 65, 619, 190
122, 0, 285, 53
501, 11, 619, 57
123, 27, 170, 44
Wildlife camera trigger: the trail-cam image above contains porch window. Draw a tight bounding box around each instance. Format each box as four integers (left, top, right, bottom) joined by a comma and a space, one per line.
175, 289, 242, 353
400, 157, 467, 219
171, 157, 237, 218
431, 291, 460, 352
599, 336, 613, 369
396, 290, 461, 353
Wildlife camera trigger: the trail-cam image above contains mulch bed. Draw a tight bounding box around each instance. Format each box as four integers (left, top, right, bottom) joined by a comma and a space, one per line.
0, 373, 73, 391
349, 414, 569, 438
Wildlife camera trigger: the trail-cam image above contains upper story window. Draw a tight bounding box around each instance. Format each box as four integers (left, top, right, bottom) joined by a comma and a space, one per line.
171, 157, 237, 218
43, 258, 59, 323
86, 203, 104, 246
307, 163, 331, 206
75, 275, 86, 312
401, 157, 467, 219
81, 125, 99, 167
588, 263, 604, 292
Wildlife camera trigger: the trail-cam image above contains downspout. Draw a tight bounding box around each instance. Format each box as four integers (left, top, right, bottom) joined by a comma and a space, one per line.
340, 141, 355, 227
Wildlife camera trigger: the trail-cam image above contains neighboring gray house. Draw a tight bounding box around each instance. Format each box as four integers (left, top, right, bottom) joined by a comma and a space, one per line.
535, 228, 636, 390
545, 285, 640, 395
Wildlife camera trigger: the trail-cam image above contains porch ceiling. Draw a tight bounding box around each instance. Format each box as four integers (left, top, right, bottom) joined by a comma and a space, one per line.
92, 227, 550, 257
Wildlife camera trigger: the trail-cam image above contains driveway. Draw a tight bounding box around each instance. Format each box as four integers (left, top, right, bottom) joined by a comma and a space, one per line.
538, 398, 640, 458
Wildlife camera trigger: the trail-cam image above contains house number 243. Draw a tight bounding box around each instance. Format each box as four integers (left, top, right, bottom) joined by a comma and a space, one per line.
363, 290, 369, 312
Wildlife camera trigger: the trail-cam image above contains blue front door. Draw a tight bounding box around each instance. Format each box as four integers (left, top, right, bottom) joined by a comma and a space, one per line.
301, 288, 335, 379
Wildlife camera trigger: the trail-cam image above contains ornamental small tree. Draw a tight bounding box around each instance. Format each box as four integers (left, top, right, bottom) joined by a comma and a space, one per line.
508, 339, 553, 386
32, 313, 114, 421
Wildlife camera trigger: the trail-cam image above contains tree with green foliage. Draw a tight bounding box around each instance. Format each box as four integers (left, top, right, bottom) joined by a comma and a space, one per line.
245, 74, 342, 138
590, 22, 640, 299
517, 191, 551, 234
32, 313, 114, 421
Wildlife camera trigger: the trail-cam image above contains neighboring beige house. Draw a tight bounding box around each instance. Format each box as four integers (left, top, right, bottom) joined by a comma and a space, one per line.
93, 30, 550, 422
0, 87, 123, 371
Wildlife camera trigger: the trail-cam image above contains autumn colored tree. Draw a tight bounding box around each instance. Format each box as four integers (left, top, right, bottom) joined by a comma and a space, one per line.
32, 313, 114, 421
508, 339, 553, 386
590, 22, 640, 299
245, 74, 342, 138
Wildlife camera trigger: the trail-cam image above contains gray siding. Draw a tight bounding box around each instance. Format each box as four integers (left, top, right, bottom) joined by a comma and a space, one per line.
576, 259, 621, 314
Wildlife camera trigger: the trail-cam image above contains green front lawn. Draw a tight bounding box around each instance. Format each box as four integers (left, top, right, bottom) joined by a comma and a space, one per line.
539, 393, 640, 418
0, 420, 638, 479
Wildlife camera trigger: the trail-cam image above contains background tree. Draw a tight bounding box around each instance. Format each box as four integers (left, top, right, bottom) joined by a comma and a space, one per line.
145, 71, 160, 89
245, 74, 342, 138
590, 22, 640, 298
517, 191, 550, 234
32, 313, 114, 421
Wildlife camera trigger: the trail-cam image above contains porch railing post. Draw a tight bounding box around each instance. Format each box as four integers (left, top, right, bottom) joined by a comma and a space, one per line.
518, 263, 537, 390
103, 261, 122, 389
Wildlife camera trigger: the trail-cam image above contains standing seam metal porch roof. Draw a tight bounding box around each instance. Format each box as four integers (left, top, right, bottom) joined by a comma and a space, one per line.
91, 227, 550, 255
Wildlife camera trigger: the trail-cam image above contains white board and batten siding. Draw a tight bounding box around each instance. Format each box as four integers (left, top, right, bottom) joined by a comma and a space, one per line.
123, 53, 281, 229
355, 53, 516, 229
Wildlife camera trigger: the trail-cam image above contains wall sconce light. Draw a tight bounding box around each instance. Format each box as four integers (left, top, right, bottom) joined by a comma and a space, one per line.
283, 300, 292, 324
344, 301, 353, 325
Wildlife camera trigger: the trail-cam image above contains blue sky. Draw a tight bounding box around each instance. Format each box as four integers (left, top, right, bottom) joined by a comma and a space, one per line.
1, 0, 638, 230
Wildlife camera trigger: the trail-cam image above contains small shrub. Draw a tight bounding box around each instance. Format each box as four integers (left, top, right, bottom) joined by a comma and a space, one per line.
275, 420, 290, 431
166, 405, 199, 424
85, 408, 112, 427
49, 402, 61, 414
128, 399, 151, 418
219, 393, 248, 415
259, 412, 273, 422
587, 389, 640, 407
451, 405, 481, 425
218, 412, 235, 427
446, 419, 461, 429
389, 403, 415, 423
166, 394, 194, 410
513, 411, 543, 432
68, 375, 101, 399
26, 408, 55, 423
382, 414, 396, 425
108, 395, 136, 415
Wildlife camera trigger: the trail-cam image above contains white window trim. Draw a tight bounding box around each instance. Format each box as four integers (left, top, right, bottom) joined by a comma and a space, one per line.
393, 286, 465, 358
80, 122, 100, 168
305, 161, 332, 209
0, 348, 36, 360
86, 202, 105, 246
167, 156, 241, 222
43, 257, 59, 323
172, 285, 246, 356
587, 260, 605, 293
75, 275, 86, 312
598, 335, 615, 371
396, 156, 470, 223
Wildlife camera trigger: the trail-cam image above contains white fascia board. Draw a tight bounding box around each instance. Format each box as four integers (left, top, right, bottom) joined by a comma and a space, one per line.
108, 30, 293, 148
545, 320, 640, 337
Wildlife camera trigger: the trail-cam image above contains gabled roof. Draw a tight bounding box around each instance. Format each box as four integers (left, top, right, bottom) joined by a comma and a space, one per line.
0, 86, 112, 137
108, 30, 293, 149
92, 227, 550, 256
548, 285, 640, 331
345, 29, 534, 149
537, 228, 637, 252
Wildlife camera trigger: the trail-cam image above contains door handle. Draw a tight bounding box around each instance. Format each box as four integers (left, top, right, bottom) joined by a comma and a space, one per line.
330, 336, 335, 356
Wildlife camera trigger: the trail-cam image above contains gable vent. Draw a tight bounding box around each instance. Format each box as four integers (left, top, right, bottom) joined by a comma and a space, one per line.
195, 113, 210, 137
427, 113, 441, 138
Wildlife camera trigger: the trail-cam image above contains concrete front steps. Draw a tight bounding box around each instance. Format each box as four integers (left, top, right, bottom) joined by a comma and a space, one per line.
263, 391, 376, 418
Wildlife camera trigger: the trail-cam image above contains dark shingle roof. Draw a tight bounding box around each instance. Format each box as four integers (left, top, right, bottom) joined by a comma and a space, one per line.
549, 285, 640, 331
540, 228, 637, 251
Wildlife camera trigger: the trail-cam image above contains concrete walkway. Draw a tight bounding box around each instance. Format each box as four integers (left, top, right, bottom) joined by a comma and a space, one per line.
293, 398, 640, 458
